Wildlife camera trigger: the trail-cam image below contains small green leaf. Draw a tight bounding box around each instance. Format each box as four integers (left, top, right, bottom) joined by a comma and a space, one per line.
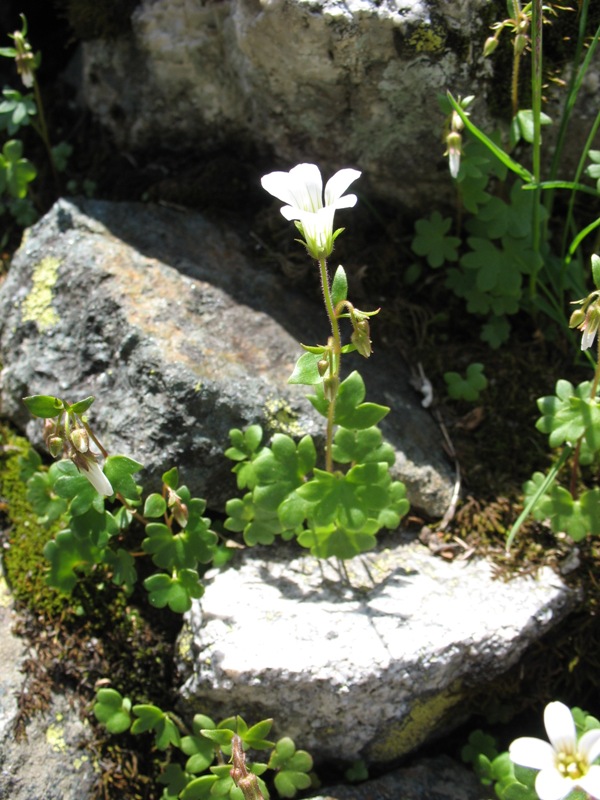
93, 688, 132, 734
199, 728, 235, 746
104, 455, 143, 500
514, 109, 553, 144
331, 265, 348, 306
23, 394, 64, 418
330, 371, 389, 429
43, 529, 104, 593
68, 396, 95, 414
162, 466, 179, 489
131, 704, 181, 749
143, 569, 204, 613
412, 211, 460, 268
104, 548, 137, 593
444, 363, 488, 402
144, 492, 167, 518
180, 775, 219, 800
288, 351, 322, 385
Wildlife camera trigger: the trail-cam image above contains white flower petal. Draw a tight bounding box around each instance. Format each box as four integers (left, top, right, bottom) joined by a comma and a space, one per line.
579, 729, 600, 765
510, 737, 556, 770
324, 168, 361, 206
280, 204, 303, 221
83, 461, 114, 496
261, 171, 298, 206
578, 764, 600, 799
331, 193, 358, 210
535, 767, 574, 800
288, 163, 324, 213
545, 702, 577, 754
581, 326, 598, 351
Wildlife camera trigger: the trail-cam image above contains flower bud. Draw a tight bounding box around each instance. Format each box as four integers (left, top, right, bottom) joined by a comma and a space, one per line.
446, 131, 462, 179
168, 488, 189, 528
317, 358, 329, 377
351, 319, 372, 358
483, 36, 499, 57
47, 435, 64, 458
569, 308, 586, 329
514, 33, 527, 56
70, 427, 89, 453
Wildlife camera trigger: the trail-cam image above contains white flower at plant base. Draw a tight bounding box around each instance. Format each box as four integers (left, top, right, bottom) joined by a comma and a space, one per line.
261, 163, 361, 260
509, 701, 600, 800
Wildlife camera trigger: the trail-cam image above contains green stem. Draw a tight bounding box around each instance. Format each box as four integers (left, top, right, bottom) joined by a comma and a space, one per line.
32, 75, 60, 196
319, 257, 341, 472
528, 0, 542, 299
572, 338, 600, 497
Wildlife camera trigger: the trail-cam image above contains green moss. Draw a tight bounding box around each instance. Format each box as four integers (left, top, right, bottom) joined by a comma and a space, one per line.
0, 424, 69, 617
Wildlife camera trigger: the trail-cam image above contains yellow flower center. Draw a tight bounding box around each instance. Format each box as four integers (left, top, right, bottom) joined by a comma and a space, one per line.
556, 750, 587, 780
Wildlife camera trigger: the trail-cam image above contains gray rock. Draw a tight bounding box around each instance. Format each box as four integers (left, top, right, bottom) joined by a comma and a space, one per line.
74, 0, 599, 211
0, 198, 453, 516
176, 536, 577, 765
0, 566, 96, 800
310, 755, 488, 800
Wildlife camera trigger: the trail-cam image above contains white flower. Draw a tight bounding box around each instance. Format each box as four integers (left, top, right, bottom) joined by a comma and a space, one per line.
72, 452, 114, 497
261, 163, 361, 260
509, 701, 600, 800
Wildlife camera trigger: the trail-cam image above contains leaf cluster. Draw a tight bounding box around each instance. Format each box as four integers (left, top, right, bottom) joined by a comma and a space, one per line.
93, 690, 314, 800
516, 379, 600, 542
444, 362, 488, 402
224, 372, 408, 560
27, 446, 219, 612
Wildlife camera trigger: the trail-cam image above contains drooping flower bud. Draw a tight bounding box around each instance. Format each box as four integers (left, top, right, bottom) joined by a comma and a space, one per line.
317, 358, 329, 377
569, 308, 586, 329
70, 427, 89, 453
483, 36, 499, 57
167, 488, 189, 528
445, 131, 462, 179
47, 435, 65, 458
12, 30, 36, 88
351, 318, 372, 358
514, 33, 527, 56
570, 291, 600, 351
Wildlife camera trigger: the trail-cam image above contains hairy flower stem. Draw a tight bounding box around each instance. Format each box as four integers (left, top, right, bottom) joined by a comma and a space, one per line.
319, 256, 342, 472
570, 339, 600, 498
32, 75, 60, 196
529, 0, 543, 300
231, 735, 265, 800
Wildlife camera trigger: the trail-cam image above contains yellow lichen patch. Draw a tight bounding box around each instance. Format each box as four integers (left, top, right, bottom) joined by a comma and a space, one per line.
367, 683, 463, 762
46, 714, 67, 753
21, 256, 61, 332
408, 23, 446, 53
263, 396, 305, 437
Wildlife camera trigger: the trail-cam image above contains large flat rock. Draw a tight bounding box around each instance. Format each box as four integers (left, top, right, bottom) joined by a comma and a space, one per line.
176, 536, 577, 765
0, 198, 453, 516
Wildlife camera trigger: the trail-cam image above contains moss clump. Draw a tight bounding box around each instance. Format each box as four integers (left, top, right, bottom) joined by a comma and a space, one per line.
0, 423, 69, 618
